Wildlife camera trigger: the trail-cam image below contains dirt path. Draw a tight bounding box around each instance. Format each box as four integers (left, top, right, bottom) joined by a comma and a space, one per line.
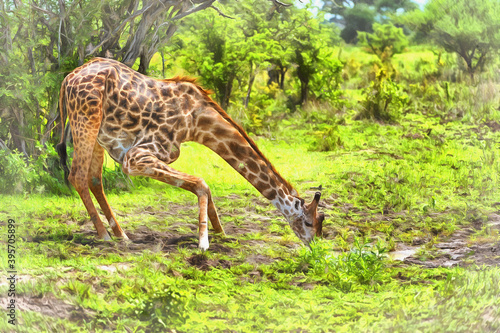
403, 214, 500, 268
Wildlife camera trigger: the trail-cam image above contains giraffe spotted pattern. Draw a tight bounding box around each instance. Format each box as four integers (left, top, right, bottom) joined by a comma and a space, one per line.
57, 57, 324, 250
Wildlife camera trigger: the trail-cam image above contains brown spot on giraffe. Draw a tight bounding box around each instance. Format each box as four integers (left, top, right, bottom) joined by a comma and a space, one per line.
55, 57, 324, 250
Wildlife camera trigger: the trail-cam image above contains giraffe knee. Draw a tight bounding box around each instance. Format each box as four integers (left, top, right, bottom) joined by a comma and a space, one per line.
194, 179, 211, 198
122, 151, 150, 176
68, 172, 79, 189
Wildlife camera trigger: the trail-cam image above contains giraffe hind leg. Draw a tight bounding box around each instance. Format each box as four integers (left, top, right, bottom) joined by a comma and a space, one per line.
68, 117, 111, 240
122, 146, 222, 250
88, 142, 129, 239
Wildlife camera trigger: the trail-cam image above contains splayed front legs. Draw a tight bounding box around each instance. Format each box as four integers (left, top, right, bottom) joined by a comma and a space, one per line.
122, 146, 225, 250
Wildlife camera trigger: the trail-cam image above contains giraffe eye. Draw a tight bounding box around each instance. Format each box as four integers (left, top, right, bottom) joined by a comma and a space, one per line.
294, 200, 300, 210
304, 221, 313, 227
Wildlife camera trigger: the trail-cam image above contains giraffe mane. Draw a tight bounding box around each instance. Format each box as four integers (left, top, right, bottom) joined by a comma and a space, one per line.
162, 76, 213, 95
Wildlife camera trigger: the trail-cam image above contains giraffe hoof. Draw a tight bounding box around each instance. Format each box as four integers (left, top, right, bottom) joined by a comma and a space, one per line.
198, 238, 209, 251
99, 233, 112, 241
119, 233, 131, 242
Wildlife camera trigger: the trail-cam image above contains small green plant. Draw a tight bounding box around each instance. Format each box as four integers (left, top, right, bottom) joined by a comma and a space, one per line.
309, 124, 343, 152
102, 162, 133, 193
281, 238, 388, 291
357, 69, 409, 121
124, 283, 189, 330
0, 149, 29, 193
339, 237, 388, 286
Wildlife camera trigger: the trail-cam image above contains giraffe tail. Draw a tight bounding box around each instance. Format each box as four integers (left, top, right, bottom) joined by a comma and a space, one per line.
55, 81, 70, 187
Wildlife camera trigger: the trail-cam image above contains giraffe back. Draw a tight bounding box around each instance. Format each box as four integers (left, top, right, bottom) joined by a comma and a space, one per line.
62, 58, 205, 164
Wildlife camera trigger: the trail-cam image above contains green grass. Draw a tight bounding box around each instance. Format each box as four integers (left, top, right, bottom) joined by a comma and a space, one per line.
1, 107, 499, 331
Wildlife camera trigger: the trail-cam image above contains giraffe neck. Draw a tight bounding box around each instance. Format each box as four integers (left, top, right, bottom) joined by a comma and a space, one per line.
190, 98, 302, 222
209, 134, 303, 222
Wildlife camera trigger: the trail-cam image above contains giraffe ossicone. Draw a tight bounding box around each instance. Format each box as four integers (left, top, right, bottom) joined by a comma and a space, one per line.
56, 57, 324, 250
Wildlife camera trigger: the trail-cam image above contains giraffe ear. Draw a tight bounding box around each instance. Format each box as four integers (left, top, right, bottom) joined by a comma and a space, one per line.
308, 192, 321, 211
315, 212, 324, 237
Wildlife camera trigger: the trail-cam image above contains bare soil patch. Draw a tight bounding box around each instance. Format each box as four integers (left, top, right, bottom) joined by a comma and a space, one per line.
404, 214, 500, 268
0, 294, 95, 323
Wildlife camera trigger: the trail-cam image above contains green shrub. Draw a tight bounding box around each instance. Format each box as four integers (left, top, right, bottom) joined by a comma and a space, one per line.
123, 283, 189, 330
358, 23, 409, 62
244, 82, 289, 133
309, 124, 343, 152
356, 69, 410, 121
277, 238, 388, 292
0, 143, 133, 195
102, 162, 133, 193
0, 149, 30, 194
0, 144, 70, 195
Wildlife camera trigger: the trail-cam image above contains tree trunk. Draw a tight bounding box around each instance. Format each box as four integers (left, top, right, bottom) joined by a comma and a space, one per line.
9, 108, 28, 159
295, 51, 310, 105
245, 62, 259, 108
221, 74, 235, 110
300, 78, 309, 105
279, 66, 287, 90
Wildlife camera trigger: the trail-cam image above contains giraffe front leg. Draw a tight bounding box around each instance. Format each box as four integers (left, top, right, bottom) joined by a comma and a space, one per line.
122, 147, 221, 250
198, 195, 210, 251
207, 198, 225, 235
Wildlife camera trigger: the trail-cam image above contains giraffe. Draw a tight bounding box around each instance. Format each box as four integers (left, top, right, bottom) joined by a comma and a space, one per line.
56, 57, 324, 250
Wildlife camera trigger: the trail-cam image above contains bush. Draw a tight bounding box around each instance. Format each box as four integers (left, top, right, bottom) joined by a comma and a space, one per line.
356, 69, 410, 121
122, 283, 189, 330
0, 144, 70, 195
243, 82, 290, 134
309, 124, 344, 152
0, 149, 30, 194
278, 237, 388, 292
0, 144, 133, 195
358, 23, 409, 62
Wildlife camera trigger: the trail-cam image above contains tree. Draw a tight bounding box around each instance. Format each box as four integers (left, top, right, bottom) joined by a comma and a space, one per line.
0, 0, 227, 158
340, 4, 377, 43
403, 0, 500, 79
323, 0, 417, 43
358, 23, 408, 61
27, 0, 218, 74
288, 7, 341, 104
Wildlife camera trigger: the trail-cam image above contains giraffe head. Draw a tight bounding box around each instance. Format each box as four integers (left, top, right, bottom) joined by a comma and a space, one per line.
288, 192, 324, 246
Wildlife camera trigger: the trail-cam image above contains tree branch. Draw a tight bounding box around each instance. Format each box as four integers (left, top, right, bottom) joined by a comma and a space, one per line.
29, 2, 57, 18
268, 0, 292, 7
210, 5, 234, 19
86, 2, 154, 56
172, 0, 216, 21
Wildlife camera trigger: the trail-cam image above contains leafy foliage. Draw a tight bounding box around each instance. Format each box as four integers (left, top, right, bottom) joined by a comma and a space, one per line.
276, 237, 388, 291
358, 23, 409, 61
323, 0, 418, 43
357, 69, 410, 121
403, 0, 500, 78
123, 283, 189, 329
0, 144, 70, 195
309, 124, 344, 152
